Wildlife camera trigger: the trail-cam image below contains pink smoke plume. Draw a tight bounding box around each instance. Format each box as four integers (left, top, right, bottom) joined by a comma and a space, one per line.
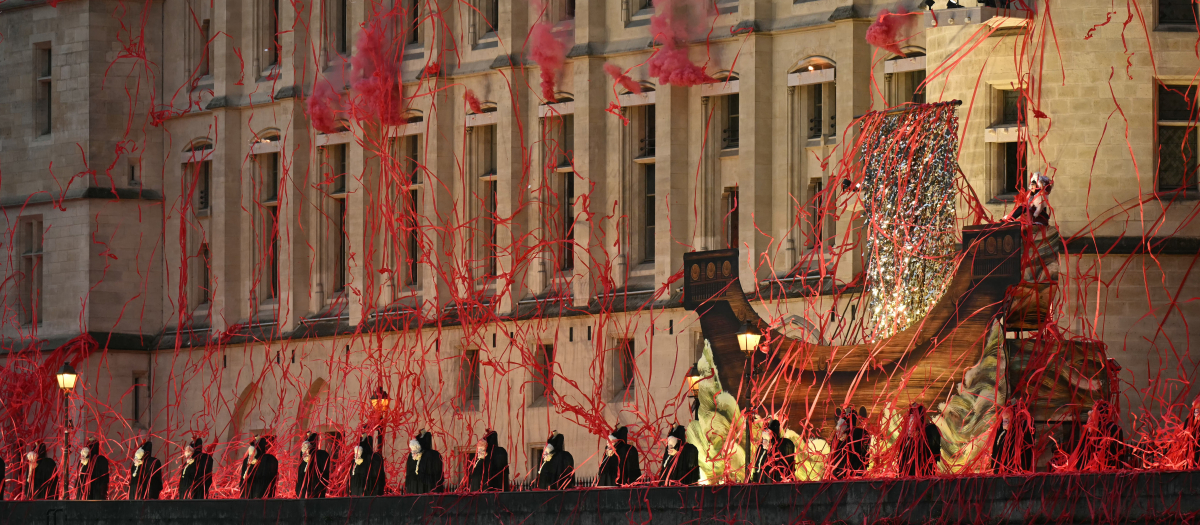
465, 90, 484, 114
865, 8, 918, 57
603, 63, 642, 94
423, 61, 441, 77
646, 0, 715, 87
350, 18, 404, 125
527, 21, 569, 102
307, 81, 343, 134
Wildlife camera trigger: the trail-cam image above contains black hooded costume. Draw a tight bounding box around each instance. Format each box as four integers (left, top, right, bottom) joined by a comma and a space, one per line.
177, 437, 213, 499
296, 433, 331, 498
0, 450, 6, 500
1072, 401, 1126, 471
535, 431, 574, 490
598, 426, 641, 486
404, 430, 444, 494
348, 434, 387, 496
467, 430, 509, 492
239, 436, 279, 498
752, 420, 795, 483
659, 425, 700, 485
828, 407, 871, 479
991, 408, 1035, 474
25, 443, 59, 500
77, 440, 109, 500
128, 441, 163, 500
897, 404, 942, 477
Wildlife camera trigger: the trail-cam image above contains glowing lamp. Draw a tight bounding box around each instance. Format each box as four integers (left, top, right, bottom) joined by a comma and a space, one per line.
56, 363, 78, 392
686, 364, 702, 396
369, 386, 390, 412
737, 322, 761, 354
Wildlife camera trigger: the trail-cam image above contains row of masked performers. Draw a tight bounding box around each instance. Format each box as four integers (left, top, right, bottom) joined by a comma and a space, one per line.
0, 399, 1149, 500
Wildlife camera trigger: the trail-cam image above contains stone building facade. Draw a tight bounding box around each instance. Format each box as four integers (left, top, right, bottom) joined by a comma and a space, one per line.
0, 0, 1196, 484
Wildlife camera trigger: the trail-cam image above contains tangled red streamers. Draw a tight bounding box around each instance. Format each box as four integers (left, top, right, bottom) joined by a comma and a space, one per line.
464, 89, 483, 114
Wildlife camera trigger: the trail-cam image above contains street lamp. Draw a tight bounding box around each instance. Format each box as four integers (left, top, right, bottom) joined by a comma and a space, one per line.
737, 322, 760, 483
369, 386, 390, 412
56, 362, 78, 500
686, 364, 702, 420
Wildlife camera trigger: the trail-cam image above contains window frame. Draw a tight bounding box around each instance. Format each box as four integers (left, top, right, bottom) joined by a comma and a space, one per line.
34, 44, 52, 136
19, 217, 44, 326
1157, 83, 1199, 194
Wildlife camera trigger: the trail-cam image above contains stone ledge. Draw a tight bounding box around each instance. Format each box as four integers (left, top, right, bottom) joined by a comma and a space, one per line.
3, 471, 1198, 524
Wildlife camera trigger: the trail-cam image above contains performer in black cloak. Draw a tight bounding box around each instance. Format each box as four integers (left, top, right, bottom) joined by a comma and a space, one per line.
239, 436, 279, 498
535, 431, 574, 490
348, 433, 387, 496
751, 420, 795, 483
25, 443, 59, 500
467, 430, 509, 492
828, 407, 871, 479
598, 426, 641, 486
404, 429, 443, 494
177, 437, 212, 499
129, 441, 163, 499
1072, 400, 1126, 471
991, 404, 1035, 474
897, 404, 942, 477
1184, 398, 1200, 469
77, 440, 109, 500
296, 432, 330, 498
0, 446, 6, 501
659, 425, 699, 485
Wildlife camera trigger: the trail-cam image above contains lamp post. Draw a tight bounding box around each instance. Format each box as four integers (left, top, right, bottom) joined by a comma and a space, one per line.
55, 362, 78, 500
686, 364, 702, 420
737, 322, 761, 483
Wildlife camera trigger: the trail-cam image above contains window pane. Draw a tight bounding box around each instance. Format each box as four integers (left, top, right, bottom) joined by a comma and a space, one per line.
1159, 0, 1199, 25
643, 165, 655, 263
1158, 125, 1197, 190
1159, 84, 1196, 121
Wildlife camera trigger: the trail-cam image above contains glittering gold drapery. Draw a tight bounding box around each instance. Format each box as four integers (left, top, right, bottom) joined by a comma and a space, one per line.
857, 103, 960, 339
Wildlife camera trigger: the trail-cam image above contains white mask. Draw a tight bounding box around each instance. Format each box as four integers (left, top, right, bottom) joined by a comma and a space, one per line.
26, 451, 37, 463
761, 430, 773, 446
542, 445, 553, 462
836, 419, 848, 436
301, 442, 312, 455
246, 445, 256, 459
184, 446, 194, 458
409, 439, 421, 455
135, 449, 145, 461
80, 448, 90, 459
354, 446, 363, 460
667, 436, 680, 449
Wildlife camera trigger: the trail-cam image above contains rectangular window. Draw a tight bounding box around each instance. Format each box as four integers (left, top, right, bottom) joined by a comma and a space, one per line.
724, 188, 739, 249
322, 144, 350, 294
131, 373, 145, 423
531, 344, 555, 404
483, 0, 499, 33
559, 173, 574, 272
806, 181, 823, 249
19, 217, 44, 326
809, 84, 823, 139
1158, 84, 1199, 192
406, 187, 420, 286
198, 243, 211, 304
190, 161, 212, 211
638, 105, 656, 158
1001, 142, 1025, 195
327, 0, 349, 56
615, 339, 635, 396
643, 165, 655, 263
258, 153, 280, 300
563, 0, 576, 20
474, 125, 498, 279
723, 94, 740, 149
198, 19, 211, 76
895, 69, 926, 105
1159, 0, 1199, 26
1001, 90, 1023, 125
460, 349, 480, 410
406, 0, 421, 44
263, 0, 280, 68
392, 134, 422, 287
35, 45, 52, 136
